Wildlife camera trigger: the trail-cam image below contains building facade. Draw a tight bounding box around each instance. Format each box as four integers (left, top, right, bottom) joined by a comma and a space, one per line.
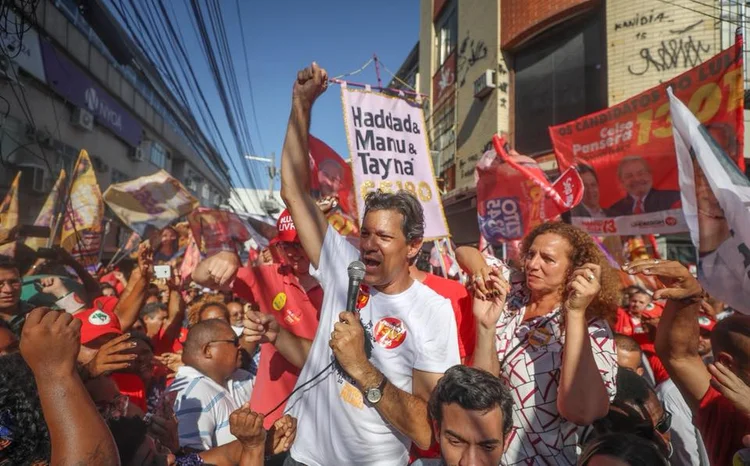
0, 0, 231, 253
398, 0, 749, 247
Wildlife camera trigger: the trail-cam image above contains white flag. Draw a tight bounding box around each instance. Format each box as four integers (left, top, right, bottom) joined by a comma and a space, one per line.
668, 87, 750, 313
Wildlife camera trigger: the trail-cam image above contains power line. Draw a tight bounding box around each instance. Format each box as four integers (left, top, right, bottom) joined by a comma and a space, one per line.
235, 0, 264, 155
654, 0, 748, 25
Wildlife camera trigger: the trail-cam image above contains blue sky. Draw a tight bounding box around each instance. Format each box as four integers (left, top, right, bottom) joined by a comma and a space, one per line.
162, 0, 421, 190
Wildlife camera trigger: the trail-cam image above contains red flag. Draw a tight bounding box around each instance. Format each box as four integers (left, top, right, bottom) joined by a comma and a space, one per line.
475, 136, 583, 242
309, 135, 359, 236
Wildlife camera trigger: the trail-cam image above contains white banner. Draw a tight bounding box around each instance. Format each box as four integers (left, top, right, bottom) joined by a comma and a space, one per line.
572, 209, 687, 236
0, 10, 46, 83
341, 86, 449, 239
669, 87, 750, 314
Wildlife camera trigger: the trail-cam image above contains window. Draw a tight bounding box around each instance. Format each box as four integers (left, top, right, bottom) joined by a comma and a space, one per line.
201, 184, 210, 200
434, 3, 457, 67
150, 142, 167, 168
513, 10, 606, 156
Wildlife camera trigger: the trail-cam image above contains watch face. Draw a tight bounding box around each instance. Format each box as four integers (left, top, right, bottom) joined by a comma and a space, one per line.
366, 388, 382, 404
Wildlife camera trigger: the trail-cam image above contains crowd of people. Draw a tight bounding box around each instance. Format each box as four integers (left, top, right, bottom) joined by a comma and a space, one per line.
0, 62, 749, 466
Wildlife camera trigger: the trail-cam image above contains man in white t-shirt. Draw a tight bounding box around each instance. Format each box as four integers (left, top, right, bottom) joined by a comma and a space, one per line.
268, 63, 459, 466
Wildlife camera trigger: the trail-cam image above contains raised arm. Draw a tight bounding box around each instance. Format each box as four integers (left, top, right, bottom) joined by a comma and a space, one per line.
55, 246, 102, 303
625, 259, 711, 412
162, 272, 186, 342
279, 63, 330, 269
20, 308, 120, 465
114, 244, 152, 330
557, 264, 611, 425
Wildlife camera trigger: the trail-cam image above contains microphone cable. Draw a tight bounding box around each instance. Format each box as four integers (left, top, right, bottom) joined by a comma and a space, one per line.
263, 361, 334, 417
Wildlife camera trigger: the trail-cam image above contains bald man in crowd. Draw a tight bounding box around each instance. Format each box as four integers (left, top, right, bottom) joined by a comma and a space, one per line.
614, 334, 646, 378
170, 319, 254, 450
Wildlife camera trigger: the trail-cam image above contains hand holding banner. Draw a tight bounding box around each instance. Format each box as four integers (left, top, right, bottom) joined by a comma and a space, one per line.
341, 86, 448, 239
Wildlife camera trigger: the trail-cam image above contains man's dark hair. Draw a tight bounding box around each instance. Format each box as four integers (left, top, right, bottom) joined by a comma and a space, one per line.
615, 367, 653, 406
0, 256, 19, 274
0, 353, 51, 464
107, 416, 148, 465
580, 433, 668, 465
183, 319, 233, 364
363, 190, 425, 243
711, 314, 750, 364
577, 164, 598, 181
428, 365, 514, 436
140, 302, 166, 320
614, 334, 642, 354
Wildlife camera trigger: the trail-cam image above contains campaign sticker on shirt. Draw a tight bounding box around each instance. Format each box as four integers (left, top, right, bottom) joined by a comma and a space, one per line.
356, 284, 371, 310
88, 310, 111, 325
340, 381, 364, 409
272, 292, 287, 311
527, 326, 552, 348
373, 317, 407, 349
283, 308, 302, 326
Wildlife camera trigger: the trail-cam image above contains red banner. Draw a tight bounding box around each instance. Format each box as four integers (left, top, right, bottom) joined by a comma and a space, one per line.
309, 135, 359, 237
476, 136, 583, 242
549, 36, 744, 236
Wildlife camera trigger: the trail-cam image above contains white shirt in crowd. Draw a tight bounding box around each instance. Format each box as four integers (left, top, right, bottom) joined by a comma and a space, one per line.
170, 366, 255, 450
285, 226, 460, 466
494, 277, 618, 465
656, 378, 710, 466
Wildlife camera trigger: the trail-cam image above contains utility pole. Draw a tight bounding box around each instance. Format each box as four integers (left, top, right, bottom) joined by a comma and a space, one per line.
244, 153, 279, 215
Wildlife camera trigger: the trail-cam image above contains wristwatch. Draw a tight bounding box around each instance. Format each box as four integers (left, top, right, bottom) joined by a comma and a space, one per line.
365, 376, 387, 405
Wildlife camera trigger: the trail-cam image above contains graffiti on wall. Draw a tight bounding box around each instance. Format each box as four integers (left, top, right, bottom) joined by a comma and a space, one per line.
612, 6, 712, 78
614, 10, 670, 31
457, 32, 488, 86
627, 33, 711, 76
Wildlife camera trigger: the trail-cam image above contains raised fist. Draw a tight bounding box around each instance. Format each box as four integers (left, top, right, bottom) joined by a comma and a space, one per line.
293, 62, 328, 108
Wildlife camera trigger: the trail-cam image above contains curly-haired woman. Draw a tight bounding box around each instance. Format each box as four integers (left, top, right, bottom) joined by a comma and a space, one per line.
457, 222, 620, 465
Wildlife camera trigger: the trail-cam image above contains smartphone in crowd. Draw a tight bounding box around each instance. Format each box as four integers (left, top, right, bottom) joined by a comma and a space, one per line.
153, 265, 171, 279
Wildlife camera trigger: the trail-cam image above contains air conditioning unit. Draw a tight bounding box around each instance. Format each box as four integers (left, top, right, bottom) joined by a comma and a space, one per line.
71, 107, 94, 131
473, 70, 496, 99
18, 164, 46, 193
131, 142, 148, 162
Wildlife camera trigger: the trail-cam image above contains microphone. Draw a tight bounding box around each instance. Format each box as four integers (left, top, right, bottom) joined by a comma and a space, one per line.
345, 260, 366, 313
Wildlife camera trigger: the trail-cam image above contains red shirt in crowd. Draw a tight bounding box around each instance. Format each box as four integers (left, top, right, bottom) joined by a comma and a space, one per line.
111, 372, 147, 412
152, 326, 186, 356
411, 273, 472, 461
233, 264, 322, 429
422, 273, 473, 361
640, 343, 670, 386
696, 385, 750, 466
614, 305, 663, 346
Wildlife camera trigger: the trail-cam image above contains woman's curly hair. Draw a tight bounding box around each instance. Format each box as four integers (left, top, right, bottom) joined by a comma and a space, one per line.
187, 294, 229, 326
0, 353, 50, 465
520, 222, 619, 324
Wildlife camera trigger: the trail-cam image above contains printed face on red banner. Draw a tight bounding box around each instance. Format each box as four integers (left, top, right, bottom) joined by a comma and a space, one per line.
308, 135, 360, 237
549, 38, 744, 236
